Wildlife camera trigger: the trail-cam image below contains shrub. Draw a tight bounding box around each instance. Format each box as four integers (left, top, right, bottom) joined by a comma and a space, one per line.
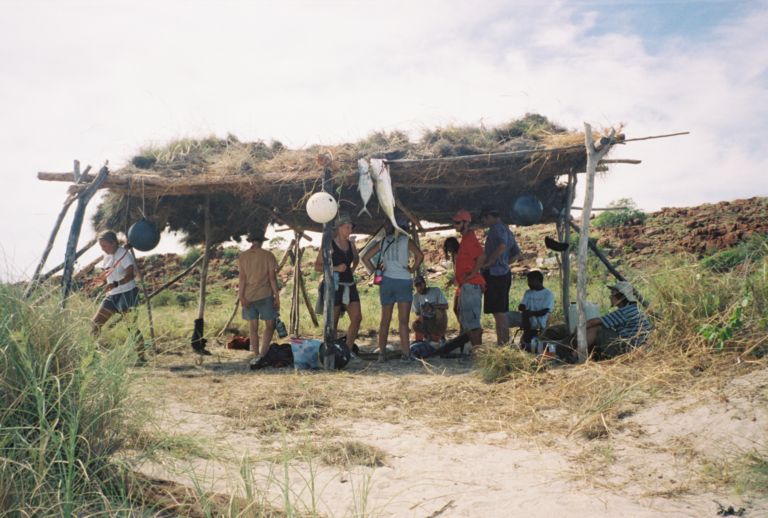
175, 292, 195, 307
593, 198, 647, 228
222, 246, 240, 262
701, 234, 768, 272
152, 291, 173, 307
181, 247, 201, 268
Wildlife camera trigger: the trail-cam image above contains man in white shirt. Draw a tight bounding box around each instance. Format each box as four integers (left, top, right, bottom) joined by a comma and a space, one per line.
91, 231, 140, 336
411, 275, 449, 343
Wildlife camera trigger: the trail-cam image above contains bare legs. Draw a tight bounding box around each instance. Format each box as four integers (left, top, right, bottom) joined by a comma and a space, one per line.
248, 318, 276, 357
91, 307, 115, 336
493, 312, 509, 345
378, 302, 412, 356
334, 302, 362, 346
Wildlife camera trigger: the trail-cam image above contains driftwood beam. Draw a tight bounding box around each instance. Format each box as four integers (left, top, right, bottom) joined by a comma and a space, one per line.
147, 251, 204, 300
40, 238, 98, 282
568, 220, 649, 308
599, 159, 641, 165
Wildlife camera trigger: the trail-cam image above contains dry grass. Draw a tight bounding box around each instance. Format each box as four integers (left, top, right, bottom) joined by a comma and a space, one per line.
144, 338, 763, 447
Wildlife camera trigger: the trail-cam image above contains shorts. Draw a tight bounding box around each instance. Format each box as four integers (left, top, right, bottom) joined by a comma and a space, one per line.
101, 287, 139, 313
483, 271, 511, 314
379, 277, 413, 305
458, 283, 483, 330
334, 283, 360, 307
242, 295, 277, 321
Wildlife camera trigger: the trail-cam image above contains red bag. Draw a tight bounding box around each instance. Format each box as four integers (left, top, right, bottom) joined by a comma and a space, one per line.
226, 335, 250, 350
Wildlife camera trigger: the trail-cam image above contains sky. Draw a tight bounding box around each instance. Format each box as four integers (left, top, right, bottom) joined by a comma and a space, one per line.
1, 0, 766, 281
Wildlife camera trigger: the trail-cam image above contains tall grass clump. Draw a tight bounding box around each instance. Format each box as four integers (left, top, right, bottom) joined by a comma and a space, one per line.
0, 285, 137, 515
645, 253, 768, 354
701, 234, 768, 272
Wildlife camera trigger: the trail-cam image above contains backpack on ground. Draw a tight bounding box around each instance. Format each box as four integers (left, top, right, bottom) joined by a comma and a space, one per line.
410, 341, 437, 359
250, 343, 293, 370
318, 340, 352, 369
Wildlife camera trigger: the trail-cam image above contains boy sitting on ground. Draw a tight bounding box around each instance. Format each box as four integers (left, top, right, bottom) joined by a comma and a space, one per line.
507, 270, 554, 351
412, 274, 449, 344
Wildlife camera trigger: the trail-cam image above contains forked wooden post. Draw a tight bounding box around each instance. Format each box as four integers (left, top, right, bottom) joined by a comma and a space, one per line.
320, 159, 336, 369
61, 165, 109, 307
576, 124, 616, 362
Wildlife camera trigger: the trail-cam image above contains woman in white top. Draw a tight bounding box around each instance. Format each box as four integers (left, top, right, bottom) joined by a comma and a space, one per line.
91, 231, 139, 336
362, 216, 423, 360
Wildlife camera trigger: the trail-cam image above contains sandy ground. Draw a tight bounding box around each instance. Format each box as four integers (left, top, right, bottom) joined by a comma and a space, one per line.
132, 348, 768, 517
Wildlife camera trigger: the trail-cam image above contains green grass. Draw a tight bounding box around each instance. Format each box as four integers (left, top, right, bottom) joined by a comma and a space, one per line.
701, 233, 768, 272
0, 284, 139, 515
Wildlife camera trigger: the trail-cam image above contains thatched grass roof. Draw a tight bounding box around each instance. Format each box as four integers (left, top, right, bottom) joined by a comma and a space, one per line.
44, 115, 603, 244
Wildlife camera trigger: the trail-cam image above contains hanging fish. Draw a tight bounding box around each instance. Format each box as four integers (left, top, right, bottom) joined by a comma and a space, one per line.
357, 158, 374, 217
370, 158, 408, 235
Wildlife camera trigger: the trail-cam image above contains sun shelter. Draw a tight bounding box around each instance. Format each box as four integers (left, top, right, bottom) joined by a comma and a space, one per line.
34, 115, 686, 362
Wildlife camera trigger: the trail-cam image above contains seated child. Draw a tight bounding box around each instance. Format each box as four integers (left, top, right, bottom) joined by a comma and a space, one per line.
412, 274, 449, 343
507, 270, 554, 350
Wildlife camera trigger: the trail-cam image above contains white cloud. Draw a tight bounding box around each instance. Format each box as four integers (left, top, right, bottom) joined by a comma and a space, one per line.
1, 0, 766, 279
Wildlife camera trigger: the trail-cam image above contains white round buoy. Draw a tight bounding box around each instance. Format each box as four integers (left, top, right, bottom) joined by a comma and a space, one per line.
306, 192, 338, 224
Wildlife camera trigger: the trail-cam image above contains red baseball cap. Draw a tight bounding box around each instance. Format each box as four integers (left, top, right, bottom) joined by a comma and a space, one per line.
452, 209, 472, 223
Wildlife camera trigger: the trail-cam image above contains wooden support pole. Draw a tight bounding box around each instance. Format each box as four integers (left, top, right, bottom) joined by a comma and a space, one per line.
24, 193, 77, 298
129, 248, 155, 344
196, 195, 211, 322
73, 255, 104, 282
218, 298, 240, 337
320, 162, 336, 369
299, 254, 319, 327
147, 251, 204, 300
568, 220, 649, 308
561, 173, 575, 329
576, 124, 615, 362
289, 233, 301, 337
40, 238, 98, 282
277, 239, 296, 273
61, 165, 109, 307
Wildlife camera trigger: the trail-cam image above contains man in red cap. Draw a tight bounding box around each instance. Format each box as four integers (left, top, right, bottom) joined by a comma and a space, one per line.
452, 209, 486, 349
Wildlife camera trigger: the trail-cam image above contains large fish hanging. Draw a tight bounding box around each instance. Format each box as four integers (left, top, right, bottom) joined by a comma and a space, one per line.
357, 158, 374, 217
370, 158, 408, 235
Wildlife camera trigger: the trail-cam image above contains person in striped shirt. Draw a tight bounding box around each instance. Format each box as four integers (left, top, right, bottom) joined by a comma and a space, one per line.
586, 281, 651, 359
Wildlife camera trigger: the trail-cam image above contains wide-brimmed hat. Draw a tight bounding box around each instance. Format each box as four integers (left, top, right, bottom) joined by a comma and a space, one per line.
247, 230, 266, 242
334, 212, 355, 229
607, 281, 637, 302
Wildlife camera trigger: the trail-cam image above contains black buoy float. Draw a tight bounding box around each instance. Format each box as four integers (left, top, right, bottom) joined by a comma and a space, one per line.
127, 218, 160, 251
511, 195, 544, 226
